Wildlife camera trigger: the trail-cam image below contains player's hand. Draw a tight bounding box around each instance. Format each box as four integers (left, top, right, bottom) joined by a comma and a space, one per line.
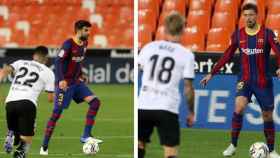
59, 80, 68, 91
186, 112, 194, 127
276, 68, 280, 79
79, 74, 89, 84
200, 74, 212, 87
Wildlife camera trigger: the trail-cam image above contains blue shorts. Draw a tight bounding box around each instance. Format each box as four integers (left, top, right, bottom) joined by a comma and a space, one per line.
236, 81, 274, 111
55, 83, 94, 109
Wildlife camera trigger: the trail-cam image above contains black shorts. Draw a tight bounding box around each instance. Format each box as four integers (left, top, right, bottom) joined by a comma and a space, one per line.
6, 100, 36, 136
138, 109, 180, 146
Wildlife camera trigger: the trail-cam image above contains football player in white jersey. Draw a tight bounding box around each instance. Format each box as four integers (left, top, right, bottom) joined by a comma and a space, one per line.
138, 12, 195, 158
0, 46, 55, 158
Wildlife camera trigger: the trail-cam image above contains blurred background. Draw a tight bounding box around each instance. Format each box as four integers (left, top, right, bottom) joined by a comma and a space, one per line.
0, 0, 133, 158
0, 0, 133, 48
139, 0, 280, 53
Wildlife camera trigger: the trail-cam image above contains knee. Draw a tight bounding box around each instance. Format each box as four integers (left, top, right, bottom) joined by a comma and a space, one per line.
262, 111, 273, 121
163, 145, 177, 158
138, 141, 145, 149
20, 136, 32, 144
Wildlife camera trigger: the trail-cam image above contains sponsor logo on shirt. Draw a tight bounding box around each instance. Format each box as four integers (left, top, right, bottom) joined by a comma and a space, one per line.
241, 48, 264, 55
72, 56, 84, 62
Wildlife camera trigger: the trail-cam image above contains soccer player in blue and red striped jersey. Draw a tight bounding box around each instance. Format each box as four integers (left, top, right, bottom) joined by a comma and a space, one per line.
40, 20, 102, 155
200, 3, 280, 158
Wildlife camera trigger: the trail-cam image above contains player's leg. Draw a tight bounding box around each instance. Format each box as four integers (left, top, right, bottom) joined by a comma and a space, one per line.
138, 110, 154, 158
82, 95, 101, 140
4, 102, 18, 153
157, 111, 179, 158
41, 106, 63, 153
41, 87, 72, 154
14, 100, 36, 158
72, 83, 101, 142
223, 81, 251, 156
254, 85, 280, 157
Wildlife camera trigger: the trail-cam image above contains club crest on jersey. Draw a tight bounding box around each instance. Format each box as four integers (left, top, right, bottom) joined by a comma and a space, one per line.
237, 81, 245, 91
258, 38, 264, 43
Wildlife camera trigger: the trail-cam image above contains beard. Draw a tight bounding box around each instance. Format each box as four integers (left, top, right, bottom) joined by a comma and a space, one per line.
80, 36, 88, 41
247, 20, 257, 29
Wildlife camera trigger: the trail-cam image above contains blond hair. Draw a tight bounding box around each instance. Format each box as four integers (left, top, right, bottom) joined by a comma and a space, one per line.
164, 12, 185, 36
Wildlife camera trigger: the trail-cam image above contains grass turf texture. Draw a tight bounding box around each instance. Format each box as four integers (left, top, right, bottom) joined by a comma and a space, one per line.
144, 128, 280, 158
0, 84, 133, 158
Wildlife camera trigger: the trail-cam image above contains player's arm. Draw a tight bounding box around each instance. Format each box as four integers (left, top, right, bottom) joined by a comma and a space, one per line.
267, 29, 280, 78
200, 31, 238, 87
182, 53, 195, 127
57, 41, 71, 90
45, 70, 55, 102
0, 65, 14, 81
184, 79, 194, 127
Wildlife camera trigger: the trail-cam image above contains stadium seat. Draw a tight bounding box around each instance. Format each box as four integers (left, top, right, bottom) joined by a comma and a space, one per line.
206, 28, 231, 52
93, 34, 108, 48
139, 0, 160, 18
139, 25, 152, 49
155, 25, 166, 40
181, 27, 205, 52
189, 0, 212, 13
211, 12, 236, 34
267, 0, 280, 14
215, 0, 239, 21
162, 0, 186, 16
139, 9, 157, 33
187, 10, 210, 35
266, 14, 280, 30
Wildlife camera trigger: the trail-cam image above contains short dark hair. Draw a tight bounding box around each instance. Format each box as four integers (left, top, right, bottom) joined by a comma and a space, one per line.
34, 46, 48, 56
75, 20, 91, 32
164, 12, 185, 36
242, 3, 258, 14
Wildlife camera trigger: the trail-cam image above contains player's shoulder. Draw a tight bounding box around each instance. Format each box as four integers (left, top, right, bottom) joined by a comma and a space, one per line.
62, 38, 73, 48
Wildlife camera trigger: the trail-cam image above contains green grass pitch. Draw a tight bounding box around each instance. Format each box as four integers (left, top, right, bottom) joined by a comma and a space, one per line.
0, 84, 133, 158
145, 127, 280, 158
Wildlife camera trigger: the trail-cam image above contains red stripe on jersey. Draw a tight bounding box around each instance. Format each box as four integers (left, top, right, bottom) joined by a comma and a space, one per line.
240, 28, 250, 81
256, 26, 266, 88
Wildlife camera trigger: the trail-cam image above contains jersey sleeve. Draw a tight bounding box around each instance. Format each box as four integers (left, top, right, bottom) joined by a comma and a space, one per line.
44, 69, 55, 92
56, 40, 71, 82
183, 53, 195, 79
211, 30, 238, 75
9, 60, 22, 72
267, 29, 280, 66
138, 42, 153, 69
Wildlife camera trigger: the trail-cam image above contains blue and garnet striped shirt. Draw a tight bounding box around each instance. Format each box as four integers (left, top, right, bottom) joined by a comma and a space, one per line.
211, 25, 280, 88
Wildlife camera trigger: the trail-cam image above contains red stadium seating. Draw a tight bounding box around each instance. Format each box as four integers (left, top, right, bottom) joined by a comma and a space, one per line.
181, 27, 205, 52
206, 28, 231, 52
187, 10, 210, 35
211, 12, 236, 34
266, 14, 280, 30
0, 0, 133, 48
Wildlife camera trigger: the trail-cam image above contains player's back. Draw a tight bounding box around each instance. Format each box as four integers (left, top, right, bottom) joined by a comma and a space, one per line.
138, 40, 195, 114
6, 60, 55, 106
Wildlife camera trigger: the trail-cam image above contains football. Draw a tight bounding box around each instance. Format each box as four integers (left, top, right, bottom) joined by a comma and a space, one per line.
83, 139, 99, 155
249, 142, 269, 158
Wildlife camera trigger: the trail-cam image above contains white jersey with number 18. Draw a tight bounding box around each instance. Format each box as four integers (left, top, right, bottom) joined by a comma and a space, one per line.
5, 60, 55, 106
138, 40, 195, 114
